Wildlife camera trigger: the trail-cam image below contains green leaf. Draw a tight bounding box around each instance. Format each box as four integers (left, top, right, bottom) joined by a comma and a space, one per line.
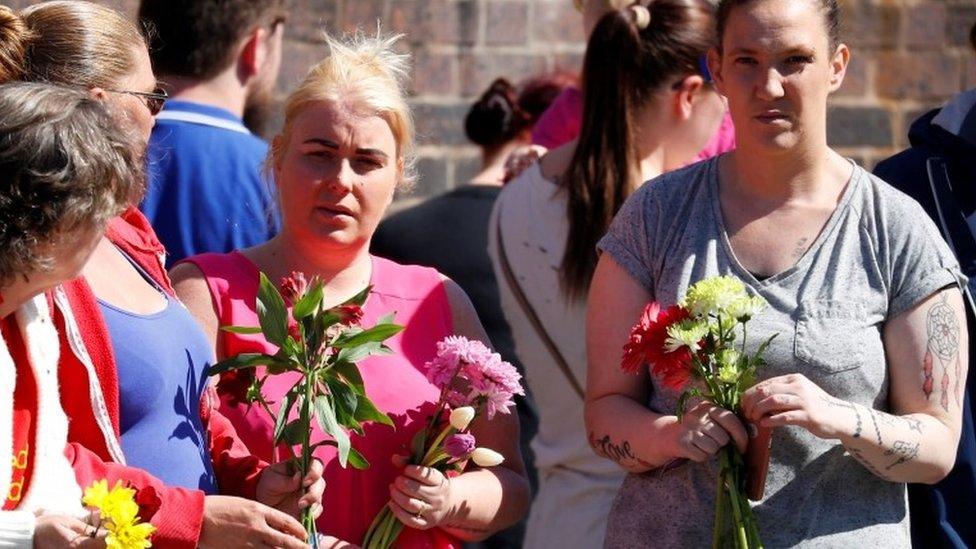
345, 285, 372, 307
409, 427, 427, 463
329, 381, 362, 434
273, 393, 295, 443
314, 395, 351, 468
257, 273, 289, 346
333, 360, 365, 393
376, 312, 396, 325
221, 325, 264, 335
355, 394, 394, 427
675, 388, 703, 420
347, 446, 369, 469
754, 333, 778, 360
279, 419, 306, 446
209, 353, 285, 376
292, 280, 324, 319
333, 324, 404, 349
336, 341, 383, 364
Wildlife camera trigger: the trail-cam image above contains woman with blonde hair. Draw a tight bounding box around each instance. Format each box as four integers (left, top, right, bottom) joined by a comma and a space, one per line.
173, 32, 531, 547
0, 2, 323, 547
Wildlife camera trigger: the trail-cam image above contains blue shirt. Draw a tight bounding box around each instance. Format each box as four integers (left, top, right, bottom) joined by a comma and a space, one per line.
142, 100, 280, 265
99, 252, 218, 493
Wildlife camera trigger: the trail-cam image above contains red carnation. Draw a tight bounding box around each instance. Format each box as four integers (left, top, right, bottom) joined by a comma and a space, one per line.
134, 485, 162, 523
620, 302, 693, 390
336, 304, 364, 326
280, 271, 309, 305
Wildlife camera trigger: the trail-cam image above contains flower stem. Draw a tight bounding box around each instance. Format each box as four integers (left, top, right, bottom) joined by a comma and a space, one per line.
713, 465, 728, 549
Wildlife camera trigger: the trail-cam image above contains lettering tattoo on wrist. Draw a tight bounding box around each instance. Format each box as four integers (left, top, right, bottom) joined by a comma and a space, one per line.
868, 409, 883, 446
589, 432, 653, 468
925, 294, 960, 411
820, 396, 861, 438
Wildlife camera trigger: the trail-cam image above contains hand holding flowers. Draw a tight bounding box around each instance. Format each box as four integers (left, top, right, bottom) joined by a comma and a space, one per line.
621, 275, 774, 549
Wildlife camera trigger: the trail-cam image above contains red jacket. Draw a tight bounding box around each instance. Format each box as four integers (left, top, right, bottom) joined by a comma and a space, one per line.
55, 207, 268, 547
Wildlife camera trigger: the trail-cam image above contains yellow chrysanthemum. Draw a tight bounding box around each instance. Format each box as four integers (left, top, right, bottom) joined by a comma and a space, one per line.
106, 520, 156, 549
82, 479, 111, 509
683, 276, 748, 317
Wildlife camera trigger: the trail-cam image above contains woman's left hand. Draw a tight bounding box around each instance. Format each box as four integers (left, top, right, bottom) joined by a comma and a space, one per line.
387, 465, 452, 530
255, 458, 326, 519
741, 373, 850, 440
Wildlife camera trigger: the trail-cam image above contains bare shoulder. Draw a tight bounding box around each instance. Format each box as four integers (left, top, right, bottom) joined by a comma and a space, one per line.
439, 275, 492, 347
170, 262, 220, 345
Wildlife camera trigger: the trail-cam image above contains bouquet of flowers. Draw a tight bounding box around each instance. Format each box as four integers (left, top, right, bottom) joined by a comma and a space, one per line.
362, 336, 524, 548
82, 480, 159, 549
622, 276, 774, 549
210, 272, 401, 547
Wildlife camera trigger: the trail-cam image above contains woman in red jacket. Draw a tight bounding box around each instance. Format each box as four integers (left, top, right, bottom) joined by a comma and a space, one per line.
0, 82, 139, 548
0, 3, 324, 547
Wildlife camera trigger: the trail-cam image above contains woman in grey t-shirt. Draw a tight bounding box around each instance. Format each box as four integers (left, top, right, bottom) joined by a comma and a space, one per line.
585, 1, 970, 547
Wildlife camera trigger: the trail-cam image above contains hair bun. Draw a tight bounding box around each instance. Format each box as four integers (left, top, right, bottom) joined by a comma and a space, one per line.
464, 78, 522, 148
0, 6, 33, 83
629, 4, 651, 29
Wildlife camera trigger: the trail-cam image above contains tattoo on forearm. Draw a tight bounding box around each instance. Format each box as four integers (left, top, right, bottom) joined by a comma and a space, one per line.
925, 294, 959, 411
821, 396, 861, 438
589, 432, 652, 467
884, 440, 920, 470
868, 409, 883, 446
874, 411, 924, 434
848, 447, 891, 481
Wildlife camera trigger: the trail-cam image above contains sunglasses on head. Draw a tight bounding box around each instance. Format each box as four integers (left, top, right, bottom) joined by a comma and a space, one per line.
106, 87, 169, 116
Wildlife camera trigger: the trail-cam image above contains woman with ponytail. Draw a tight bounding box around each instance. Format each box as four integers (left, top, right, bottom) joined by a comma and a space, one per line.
486, 1, 724, 547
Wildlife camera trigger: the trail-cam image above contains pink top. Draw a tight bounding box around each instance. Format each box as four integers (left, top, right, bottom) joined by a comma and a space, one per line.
530, 85, 737, 161
184, 251, 459, 548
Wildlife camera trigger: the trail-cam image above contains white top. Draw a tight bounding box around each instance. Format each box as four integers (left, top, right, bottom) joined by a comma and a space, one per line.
488, 163, 622, 548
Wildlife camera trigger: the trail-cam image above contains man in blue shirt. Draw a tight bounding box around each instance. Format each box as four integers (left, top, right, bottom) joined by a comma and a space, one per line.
139, 0, 285, 264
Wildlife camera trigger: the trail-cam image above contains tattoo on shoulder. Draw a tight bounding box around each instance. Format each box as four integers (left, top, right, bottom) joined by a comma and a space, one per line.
589, 432, 653, 468
924, 294, 959, 412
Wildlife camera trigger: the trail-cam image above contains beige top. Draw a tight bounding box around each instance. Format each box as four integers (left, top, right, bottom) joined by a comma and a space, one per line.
489, 163, 623, 547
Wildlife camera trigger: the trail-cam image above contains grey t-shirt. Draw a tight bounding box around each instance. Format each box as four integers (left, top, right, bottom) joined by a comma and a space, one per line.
597, 157, 965, 548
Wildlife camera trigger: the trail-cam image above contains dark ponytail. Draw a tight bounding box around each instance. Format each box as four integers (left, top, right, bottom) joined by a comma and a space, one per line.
560, 0, 715, 300
464, 78, 526, 149
0, 6, 34, 83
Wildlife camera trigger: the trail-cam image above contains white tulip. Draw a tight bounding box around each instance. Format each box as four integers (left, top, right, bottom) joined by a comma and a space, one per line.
449, 406, 476, 431
470, 447, 505, 467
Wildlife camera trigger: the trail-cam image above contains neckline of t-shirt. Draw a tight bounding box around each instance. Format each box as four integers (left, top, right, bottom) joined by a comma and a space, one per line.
229, 249, 378, 302
708, 157, 863, 289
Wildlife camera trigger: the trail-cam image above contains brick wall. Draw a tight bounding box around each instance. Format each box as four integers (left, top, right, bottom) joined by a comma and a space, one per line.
11, 0, 976, 200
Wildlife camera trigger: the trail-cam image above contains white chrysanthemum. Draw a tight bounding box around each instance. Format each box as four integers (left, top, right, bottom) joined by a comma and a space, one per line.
682, 276, 748, 317
725, 295, 767, 322
665, 320, 709, 353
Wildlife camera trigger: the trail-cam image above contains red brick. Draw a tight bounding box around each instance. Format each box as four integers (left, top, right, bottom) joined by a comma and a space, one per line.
901, 3, 946, 50
834, 55, 867, 98
458, 52, 548, 97
827, 106, 892, 148
339, 0, 383, 35
486, 1, 529, 46
389, 0, 478, 46
842, 3, 900, 49
947, 5, 976, 49
275, 40, 326, 94
283, 0, 339, 42
876, 52, 962, 100
552, 52, 584, 75
411, 51, 457, 96
531, 0, 584, 44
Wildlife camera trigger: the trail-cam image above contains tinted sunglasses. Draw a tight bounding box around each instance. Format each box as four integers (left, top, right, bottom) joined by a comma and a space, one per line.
106, 87, 169, 116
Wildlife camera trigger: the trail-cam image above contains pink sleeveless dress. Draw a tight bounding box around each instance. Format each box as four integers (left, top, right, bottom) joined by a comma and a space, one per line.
184, 251, 459, 548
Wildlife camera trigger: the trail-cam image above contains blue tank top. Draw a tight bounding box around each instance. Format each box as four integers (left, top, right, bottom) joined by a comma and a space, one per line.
99, 251, 218, 494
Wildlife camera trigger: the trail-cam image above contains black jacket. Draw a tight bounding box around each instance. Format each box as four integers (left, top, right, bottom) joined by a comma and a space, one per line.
875, 101, 976, 549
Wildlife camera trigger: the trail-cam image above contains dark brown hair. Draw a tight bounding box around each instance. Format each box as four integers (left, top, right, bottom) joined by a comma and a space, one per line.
561, 0, 715, 299
139, 0, 285, 80
464, 72, 576, 149
970, 20, 976, 54
716, 0, 840, 50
